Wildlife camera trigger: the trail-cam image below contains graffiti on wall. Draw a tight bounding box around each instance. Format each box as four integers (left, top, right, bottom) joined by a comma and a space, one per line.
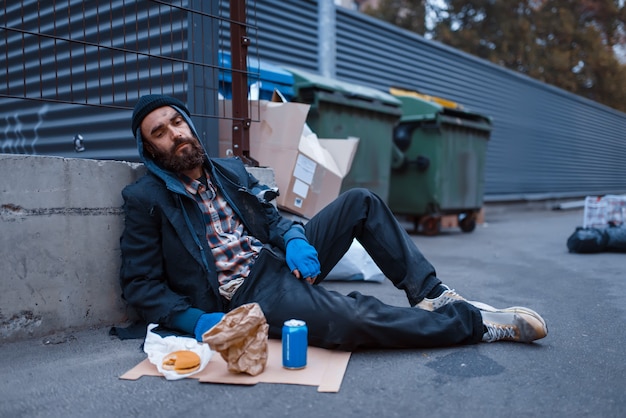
1, 104, 49, 155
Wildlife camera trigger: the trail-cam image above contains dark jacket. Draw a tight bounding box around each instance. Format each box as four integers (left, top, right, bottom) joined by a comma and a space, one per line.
119, 107, 301, 333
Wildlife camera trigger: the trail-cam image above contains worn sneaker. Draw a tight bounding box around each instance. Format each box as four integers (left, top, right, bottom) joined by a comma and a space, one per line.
415, 285, 548, 330
476, 304, 547, 330
415, 285, 467, 311
481, 310, 548, 343
415, 285, 503, 312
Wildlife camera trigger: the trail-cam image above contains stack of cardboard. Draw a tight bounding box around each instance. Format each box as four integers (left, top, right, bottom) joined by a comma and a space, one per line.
219, 95, 359, 219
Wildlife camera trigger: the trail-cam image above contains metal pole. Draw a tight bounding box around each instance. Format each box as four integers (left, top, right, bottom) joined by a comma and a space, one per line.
230, 0, 257, 166
318, 0, 336, 78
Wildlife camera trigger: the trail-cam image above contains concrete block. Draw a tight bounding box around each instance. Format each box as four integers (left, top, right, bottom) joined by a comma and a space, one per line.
246, 166, 275, 190
0, 154, 147, 341
0, 154, 276, 342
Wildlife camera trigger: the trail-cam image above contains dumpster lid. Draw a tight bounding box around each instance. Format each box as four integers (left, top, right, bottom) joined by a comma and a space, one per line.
391, 89, 492, 129
390, 87, 462, 110
285, 67, 401, 106
219, 51, 294, 86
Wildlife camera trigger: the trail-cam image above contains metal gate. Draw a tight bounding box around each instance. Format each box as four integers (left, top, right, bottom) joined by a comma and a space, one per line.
0, 0, 261, 161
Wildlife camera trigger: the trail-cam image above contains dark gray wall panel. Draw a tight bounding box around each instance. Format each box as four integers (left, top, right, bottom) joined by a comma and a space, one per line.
1, 0, 217, 162
230, 0, 319, 72
332, 8, 626, 198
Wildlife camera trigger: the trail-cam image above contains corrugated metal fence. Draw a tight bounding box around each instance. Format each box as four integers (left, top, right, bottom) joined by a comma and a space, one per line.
0, 0, 227, 160
2, 0, 625, 200
245, 0, 626, 200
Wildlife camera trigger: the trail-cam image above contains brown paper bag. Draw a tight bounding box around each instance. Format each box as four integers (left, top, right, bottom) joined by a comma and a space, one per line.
202, 303, 269, 376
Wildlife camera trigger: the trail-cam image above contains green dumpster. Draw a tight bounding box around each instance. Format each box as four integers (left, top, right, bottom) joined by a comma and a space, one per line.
388, 91, 492, 235
287, 68, 402, 202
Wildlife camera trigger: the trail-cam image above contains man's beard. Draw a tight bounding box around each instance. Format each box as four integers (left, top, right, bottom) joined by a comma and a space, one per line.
151, 136, 205, 173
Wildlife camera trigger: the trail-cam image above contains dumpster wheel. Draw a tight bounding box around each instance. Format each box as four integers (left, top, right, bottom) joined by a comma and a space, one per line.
419, 216, 441, 236
458, 213, 477, 233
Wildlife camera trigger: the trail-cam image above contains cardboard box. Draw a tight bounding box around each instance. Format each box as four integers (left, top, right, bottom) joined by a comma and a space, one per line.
219, 99, 359, 219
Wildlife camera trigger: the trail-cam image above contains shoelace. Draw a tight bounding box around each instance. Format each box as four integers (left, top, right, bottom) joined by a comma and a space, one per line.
432, 289, 462, 309
483, 323, 517, 342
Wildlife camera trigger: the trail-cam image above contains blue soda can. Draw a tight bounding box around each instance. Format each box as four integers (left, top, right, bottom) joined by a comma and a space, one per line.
282, 319, 308, 369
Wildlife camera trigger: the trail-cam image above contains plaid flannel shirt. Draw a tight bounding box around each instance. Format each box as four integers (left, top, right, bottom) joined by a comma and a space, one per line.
179, 170, 263, 300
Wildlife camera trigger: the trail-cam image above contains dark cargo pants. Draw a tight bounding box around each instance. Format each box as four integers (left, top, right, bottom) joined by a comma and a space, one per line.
230, 188, 484, 351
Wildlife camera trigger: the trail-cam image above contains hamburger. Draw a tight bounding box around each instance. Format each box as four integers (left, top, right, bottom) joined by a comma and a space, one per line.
162, 350, 201, 374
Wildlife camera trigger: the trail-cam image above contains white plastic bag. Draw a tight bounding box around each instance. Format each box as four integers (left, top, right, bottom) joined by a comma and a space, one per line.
583, 195, 626, 228
326, 240, 385, 282
143, 323, 213, 380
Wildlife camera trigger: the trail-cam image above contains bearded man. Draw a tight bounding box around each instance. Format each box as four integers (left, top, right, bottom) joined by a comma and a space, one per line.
118, 94, 547, 350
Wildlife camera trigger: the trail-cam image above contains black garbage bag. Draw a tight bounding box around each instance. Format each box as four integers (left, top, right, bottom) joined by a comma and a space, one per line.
605, 225, 626, 252
567, 227, 608, 253
567, 225, 626, 253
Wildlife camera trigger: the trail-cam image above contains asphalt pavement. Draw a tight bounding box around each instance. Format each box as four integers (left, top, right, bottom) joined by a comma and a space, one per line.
1, 203, 624, 418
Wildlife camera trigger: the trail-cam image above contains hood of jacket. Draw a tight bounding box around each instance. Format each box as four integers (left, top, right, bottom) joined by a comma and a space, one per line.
132, 99, 212, 195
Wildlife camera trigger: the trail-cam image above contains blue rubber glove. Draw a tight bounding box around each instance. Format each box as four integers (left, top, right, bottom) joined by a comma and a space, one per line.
286, 238, 321, 281
193, 312, 225, 342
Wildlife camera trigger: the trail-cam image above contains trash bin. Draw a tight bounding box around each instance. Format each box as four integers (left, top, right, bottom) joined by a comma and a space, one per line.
219, 51, 294, 101
287, 68, 402, 202
388, 89, 492, 235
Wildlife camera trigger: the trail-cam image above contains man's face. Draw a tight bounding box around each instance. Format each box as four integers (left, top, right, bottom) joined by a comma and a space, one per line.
140, 105, 205, 173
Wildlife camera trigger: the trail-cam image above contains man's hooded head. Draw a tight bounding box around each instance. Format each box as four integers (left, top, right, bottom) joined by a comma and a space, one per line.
131, 94, 190, 136
131, 94, 205, 173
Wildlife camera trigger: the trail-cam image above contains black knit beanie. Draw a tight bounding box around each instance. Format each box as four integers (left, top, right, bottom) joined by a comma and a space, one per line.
131, 94, 190, 135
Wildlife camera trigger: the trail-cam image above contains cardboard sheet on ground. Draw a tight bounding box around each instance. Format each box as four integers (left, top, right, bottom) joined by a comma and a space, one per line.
120, 339, 351, 393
